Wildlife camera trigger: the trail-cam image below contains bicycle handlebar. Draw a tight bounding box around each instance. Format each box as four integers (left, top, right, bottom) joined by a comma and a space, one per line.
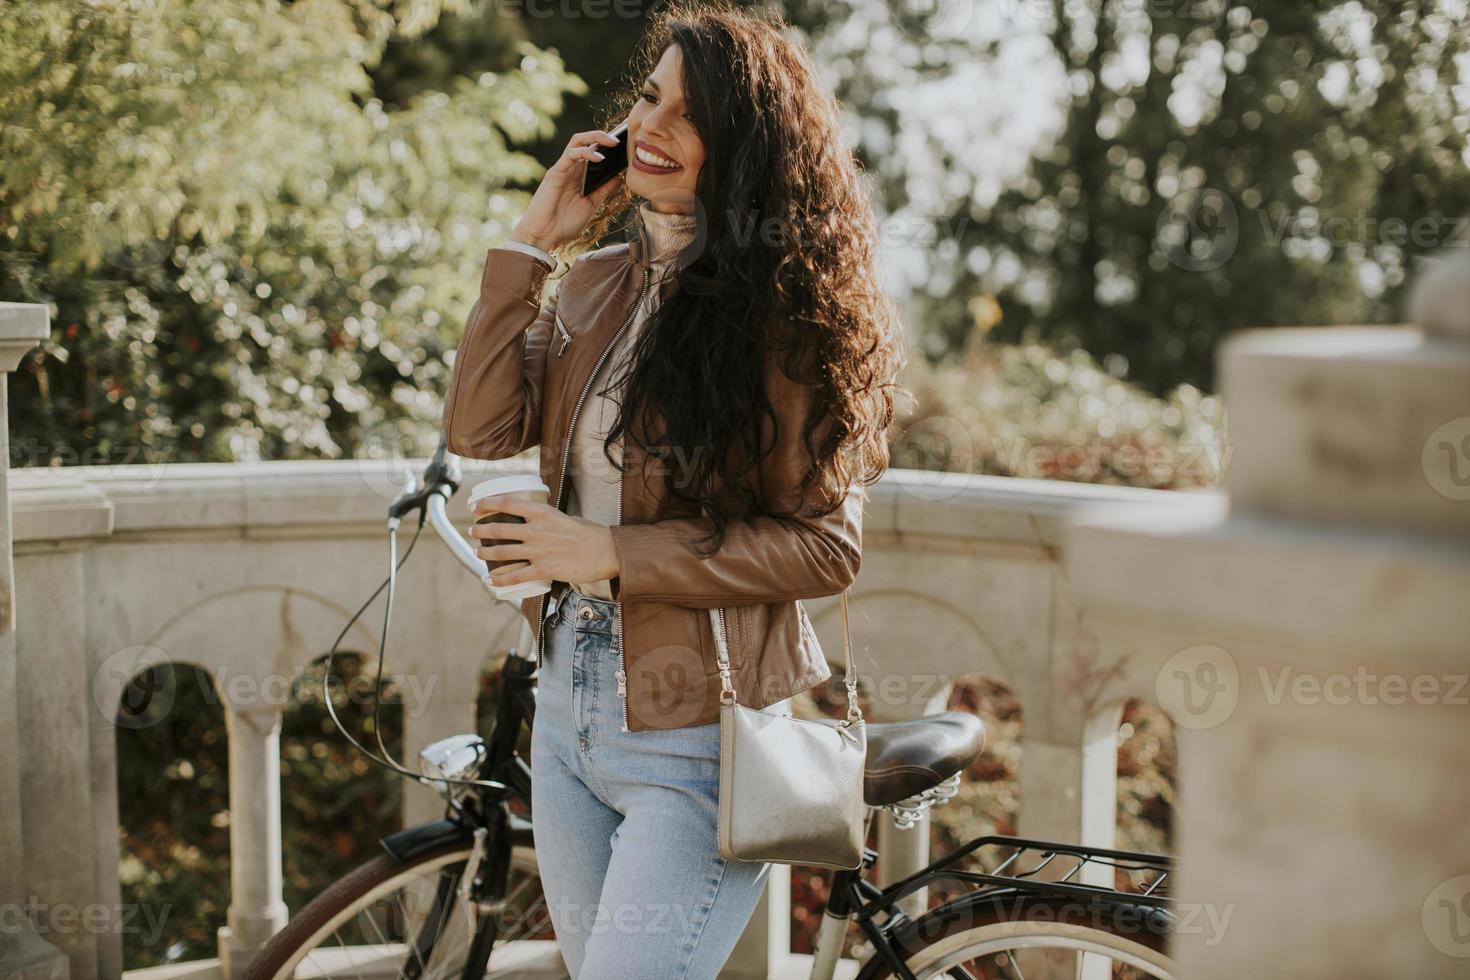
392, 434, 537, 659
428, 489, 497, 587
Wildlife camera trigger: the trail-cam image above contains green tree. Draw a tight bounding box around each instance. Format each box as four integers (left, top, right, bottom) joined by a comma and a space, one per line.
1, 0, 582, 465
790, 0, 1470, 392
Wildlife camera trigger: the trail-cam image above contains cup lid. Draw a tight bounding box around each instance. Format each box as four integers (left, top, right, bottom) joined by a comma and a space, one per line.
468, 473, 550, 506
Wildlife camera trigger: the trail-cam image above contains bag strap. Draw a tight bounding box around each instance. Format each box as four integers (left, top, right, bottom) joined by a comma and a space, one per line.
711, 589, 861, 724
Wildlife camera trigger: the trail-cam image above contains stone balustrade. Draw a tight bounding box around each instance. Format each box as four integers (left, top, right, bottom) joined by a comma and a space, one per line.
1068, 256, 1470, 977
5, 443, 1203, 980
10, 251, 1467, 979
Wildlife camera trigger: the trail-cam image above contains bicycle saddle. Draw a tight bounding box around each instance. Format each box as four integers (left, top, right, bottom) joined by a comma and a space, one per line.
859, 711, 986, 806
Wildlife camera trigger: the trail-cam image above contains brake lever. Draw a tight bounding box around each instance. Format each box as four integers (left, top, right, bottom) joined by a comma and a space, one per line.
387, 441, 463, 524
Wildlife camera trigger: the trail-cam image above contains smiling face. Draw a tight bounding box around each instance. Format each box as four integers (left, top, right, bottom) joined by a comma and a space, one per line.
624, 44, 705, 215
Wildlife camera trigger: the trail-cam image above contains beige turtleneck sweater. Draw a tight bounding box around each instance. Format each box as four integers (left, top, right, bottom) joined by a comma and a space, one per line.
566, 201, 698, 599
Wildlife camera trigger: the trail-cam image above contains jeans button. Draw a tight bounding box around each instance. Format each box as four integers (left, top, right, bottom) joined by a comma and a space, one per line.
579, 606, 594, 621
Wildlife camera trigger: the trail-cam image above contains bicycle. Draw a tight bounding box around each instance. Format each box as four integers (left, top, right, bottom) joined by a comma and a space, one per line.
246, 438, 1178, 979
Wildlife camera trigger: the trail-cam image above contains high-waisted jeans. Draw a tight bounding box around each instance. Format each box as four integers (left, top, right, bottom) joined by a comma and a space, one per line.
530, 584, 772, 979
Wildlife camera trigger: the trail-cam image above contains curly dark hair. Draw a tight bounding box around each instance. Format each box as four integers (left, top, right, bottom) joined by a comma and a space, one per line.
568, 1, 910, 556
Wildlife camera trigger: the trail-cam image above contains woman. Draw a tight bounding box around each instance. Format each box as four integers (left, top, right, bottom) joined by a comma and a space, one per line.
442, 4, 907, 976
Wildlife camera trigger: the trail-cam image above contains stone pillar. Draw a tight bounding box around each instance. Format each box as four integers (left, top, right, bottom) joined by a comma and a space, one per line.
217, 706, 289, 979
1067, 252, 1470, 978
0, 303, 69, 980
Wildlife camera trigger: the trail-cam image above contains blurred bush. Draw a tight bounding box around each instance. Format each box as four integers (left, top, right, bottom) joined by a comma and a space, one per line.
892, 311, 1226, 490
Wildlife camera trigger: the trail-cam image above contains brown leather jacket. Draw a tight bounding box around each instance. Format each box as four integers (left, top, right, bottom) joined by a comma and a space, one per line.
442, 222, 865, 732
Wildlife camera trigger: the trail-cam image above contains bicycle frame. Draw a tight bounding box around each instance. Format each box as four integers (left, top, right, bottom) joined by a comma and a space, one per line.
372, 623, 540, 980
808, 835, 1174, 980
358, 445, 550, 978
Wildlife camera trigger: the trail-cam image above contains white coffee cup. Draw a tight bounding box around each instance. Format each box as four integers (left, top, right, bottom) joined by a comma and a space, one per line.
467, 474, 553, 602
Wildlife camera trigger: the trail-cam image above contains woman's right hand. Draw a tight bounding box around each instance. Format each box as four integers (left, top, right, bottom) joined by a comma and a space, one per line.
511, 126, 627, 254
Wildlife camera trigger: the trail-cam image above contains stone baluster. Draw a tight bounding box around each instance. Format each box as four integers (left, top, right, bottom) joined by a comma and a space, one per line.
217, 705, 289, 979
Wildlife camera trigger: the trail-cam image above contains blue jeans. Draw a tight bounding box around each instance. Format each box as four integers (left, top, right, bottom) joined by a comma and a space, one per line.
530, 585, 772, 979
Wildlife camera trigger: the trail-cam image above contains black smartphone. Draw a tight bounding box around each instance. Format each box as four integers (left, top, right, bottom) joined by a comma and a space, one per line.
581, 121, 629, 197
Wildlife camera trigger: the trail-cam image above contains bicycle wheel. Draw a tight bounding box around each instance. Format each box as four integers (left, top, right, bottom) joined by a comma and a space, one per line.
856, 893, 1174, 980
244, 844, 559, 980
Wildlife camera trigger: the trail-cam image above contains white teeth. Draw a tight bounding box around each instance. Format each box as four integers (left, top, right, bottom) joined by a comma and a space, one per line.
636, 146, 679, 169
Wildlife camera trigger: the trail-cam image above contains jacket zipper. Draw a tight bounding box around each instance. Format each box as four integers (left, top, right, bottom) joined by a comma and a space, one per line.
614, 432, 630, 731
554, 312, 572, 357
713, 606, 732, 689
614, 268, 656, 732
533, 266, 652, 673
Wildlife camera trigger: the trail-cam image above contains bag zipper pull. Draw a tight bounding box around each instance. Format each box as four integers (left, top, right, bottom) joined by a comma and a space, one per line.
615, 667, 627, 698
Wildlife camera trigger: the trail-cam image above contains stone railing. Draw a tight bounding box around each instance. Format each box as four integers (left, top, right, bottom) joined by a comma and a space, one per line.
5, 438, 1207, 980
1066, 260, 1470, 978
9, 252, 1466, 979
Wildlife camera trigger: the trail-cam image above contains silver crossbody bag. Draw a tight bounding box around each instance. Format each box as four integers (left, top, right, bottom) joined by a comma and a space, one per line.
709, 589, 868, 870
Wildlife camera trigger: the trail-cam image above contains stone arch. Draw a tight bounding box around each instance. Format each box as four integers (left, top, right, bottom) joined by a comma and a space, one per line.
804, 587, 1009, 723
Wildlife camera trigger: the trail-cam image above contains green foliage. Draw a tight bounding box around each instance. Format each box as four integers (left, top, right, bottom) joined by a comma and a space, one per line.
893, 323, 1225, 490
791, 0, 1470, 393
2, 0, 583, 465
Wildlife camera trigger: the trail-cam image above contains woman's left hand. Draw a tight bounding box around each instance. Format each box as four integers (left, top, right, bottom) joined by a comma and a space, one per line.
468, 495, 620, 587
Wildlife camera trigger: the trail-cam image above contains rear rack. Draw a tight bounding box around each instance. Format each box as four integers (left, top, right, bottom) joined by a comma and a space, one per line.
876, 835, 1173, 913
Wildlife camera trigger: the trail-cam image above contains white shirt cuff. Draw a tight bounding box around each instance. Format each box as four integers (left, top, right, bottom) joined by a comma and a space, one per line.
500, 238, 556, 268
